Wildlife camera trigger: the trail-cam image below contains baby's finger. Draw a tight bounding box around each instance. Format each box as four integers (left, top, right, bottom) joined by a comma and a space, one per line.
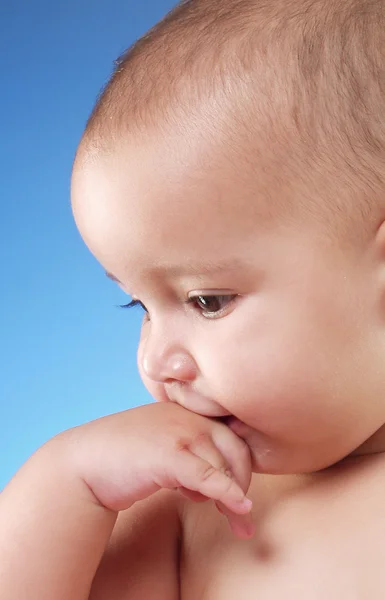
172, 450, 252, 515
177, 487, 209, 502
215, 500, 255, 539
175, 432, 235, 504
181, 432, 252, 512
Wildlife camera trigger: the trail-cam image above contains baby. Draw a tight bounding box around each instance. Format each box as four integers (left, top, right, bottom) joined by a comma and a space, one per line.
1, 0, 385, 597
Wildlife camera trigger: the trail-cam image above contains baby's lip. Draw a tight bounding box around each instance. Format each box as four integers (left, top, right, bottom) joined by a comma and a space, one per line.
167, 385, 232, 418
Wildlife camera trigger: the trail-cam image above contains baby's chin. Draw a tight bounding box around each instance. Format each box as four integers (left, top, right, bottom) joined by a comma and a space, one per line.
224, 417, 346, 475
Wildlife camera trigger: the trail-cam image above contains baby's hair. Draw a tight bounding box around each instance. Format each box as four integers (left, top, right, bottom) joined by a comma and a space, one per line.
80, 0, 385, 245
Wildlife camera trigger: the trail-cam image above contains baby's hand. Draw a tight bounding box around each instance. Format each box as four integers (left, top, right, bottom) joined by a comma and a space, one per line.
63, 402, 254, 538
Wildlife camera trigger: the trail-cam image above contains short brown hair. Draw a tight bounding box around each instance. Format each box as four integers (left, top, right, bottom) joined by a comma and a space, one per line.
78, 0, 385, 242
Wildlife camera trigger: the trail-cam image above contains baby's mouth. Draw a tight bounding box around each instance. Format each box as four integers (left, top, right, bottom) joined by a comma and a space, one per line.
217, 415, 244, 430
214, 415, 232, 424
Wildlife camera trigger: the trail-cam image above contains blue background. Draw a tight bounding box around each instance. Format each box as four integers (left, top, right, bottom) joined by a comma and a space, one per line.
0, 0, 177, 490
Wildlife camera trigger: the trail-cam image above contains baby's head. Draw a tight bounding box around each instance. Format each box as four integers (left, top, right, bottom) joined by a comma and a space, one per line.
71, 0, 385, 474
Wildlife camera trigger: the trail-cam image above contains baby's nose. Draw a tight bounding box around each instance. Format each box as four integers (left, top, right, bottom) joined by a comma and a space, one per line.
142, 348, 197, 384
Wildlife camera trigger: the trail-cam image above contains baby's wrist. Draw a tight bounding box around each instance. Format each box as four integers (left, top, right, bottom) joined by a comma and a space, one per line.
49, 424, 121, 511
44, 427, 102, 502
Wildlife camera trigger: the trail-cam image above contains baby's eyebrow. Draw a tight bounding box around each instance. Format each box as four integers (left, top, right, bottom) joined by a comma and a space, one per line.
105, 258, 247, 284
160, 261, 244, 277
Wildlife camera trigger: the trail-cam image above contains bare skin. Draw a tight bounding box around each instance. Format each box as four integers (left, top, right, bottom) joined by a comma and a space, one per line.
90, 453, 385, 599
180, 456, 385, 599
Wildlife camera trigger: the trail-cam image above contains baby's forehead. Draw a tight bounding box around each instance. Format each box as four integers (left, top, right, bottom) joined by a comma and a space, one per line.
73, 144, 296, 290
77, 133, 287, 234
73, 79, 382, 261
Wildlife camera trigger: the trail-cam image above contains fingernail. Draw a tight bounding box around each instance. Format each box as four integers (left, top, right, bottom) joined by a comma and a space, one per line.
237, 497, 252, 510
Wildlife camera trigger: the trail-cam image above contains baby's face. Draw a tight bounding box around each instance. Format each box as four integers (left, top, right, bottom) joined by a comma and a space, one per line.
72, 132, 385, 474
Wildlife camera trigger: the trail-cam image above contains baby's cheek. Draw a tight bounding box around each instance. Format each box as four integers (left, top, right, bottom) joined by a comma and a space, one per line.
208, 345, 309, 423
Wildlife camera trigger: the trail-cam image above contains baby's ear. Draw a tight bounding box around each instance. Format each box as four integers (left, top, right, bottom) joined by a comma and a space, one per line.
374, 219, 385, 260
373, 219, 385, 309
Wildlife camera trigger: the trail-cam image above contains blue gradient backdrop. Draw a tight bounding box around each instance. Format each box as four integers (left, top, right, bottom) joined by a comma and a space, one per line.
0, 0, 177, 490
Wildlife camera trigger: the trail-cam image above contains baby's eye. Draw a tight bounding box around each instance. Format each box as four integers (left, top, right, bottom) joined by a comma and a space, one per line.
120, 295, 236, 320
188, 294, 236, 318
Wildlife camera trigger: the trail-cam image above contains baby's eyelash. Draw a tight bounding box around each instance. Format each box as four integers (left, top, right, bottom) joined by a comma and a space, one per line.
120, 299, 147, 311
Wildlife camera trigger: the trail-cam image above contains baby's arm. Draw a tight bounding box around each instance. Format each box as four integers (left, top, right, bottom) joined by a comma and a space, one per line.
0, 435, 117, 599
0, 403, 253, 599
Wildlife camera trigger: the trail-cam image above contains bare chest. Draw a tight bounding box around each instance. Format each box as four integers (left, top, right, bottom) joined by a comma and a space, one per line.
180, 459, 385, 600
